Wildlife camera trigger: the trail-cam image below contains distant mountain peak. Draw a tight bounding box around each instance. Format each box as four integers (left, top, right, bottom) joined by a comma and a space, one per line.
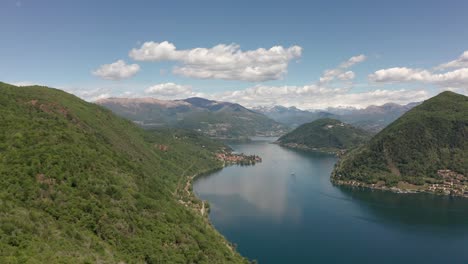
96, 95, 286, 138
182, 97, 217, 106
95, 97, 190, 108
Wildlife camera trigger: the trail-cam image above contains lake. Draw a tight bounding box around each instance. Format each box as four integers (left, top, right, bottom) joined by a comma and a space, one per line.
193, 137, 468, 264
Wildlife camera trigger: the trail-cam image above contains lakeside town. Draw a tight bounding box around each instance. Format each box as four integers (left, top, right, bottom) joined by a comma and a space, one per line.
332, 169, 468, 198
216, 152, 262, 166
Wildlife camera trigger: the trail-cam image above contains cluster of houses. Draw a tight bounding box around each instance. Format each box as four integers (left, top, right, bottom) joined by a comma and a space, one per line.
216, 152, 262, 166
427, 170, 468, 196
333, 169, 468, 198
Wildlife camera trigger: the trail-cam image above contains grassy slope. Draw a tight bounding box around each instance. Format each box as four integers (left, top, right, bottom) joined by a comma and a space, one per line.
333, 91, 468, 185
277, 118, 371, 150
0, 82, 248, 263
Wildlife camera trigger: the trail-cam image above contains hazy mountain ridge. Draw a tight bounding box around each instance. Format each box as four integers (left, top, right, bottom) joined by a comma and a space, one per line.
97, 97, 288, 139
253, 102, 420, 132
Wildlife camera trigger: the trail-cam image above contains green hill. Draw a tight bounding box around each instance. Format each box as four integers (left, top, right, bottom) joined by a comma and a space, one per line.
97, 97, 287, 140
0, 82, 248, 263
276, 118, 371, 152
332, 91, 468, 195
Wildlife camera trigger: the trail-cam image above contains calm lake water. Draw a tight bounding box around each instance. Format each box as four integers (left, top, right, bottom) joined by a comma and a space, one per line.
194, 137, 468, 264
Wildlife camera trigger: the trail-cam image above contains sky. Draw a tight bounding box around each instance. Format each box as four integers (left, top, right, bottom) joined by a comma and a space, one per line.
1, 0, 468, 109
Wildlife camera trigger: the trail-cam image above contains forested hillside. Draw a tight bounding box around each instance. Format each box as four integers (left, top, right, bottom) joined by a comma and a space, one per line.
277, 118, 371, 152
0, 82, 248, 263
332, 91, 468, 189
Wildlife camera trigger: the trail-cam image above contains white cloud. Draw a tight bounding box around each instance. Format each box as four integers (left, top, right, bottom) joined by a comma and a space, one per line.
338, 71, 355, 81
144, 82, 197, 99
340, 54, 367, 68
324, 89, 429, 109
209, 85, 428, 109
436, 51, 468, 70
318, 54, 366, 84
200, 54, 427, 109
201, 54, 429, 109
369, 51, 468, 91
210, 84, 346, 108
93, 60, 140, 80
129, 41, 302, 82
129, 41, 179, 61
60, 52, 436, 108
65, 87, 112, 101
369, 67, 468, 88
369, 67, 432, 82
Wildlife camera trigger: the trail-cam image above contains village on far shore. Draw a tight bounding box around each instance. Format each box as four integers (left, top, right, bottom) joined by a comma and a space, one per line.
216, 151, 262, 166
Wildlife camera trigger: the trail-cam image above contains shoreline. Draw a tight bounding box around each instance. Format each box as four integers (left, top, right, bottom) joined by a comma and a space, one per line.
274, 141, 345, 156
331, 178, 468, 199
175, 163, 244, 258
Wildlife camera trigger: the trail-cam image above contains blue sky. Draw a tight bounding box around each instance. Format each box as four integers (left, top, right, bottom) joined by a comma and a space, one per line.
1, 0, 468, 108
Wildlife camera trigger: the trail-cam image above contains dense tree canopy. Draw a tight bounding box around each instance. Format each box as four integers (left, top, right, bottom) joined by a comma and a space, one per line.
0, 82, 248, 263
333, 91, 468, 186
277, 118, 371, 151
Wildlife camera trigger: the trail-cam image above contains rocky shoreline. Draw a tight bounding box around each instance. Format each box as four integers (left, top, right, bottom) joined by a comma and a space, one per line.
331, 169, 468, 198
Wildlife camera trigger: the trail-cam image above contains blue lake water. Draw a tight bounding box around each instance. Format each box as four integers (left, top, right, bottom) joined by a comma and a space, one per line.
194, 137, 468, 264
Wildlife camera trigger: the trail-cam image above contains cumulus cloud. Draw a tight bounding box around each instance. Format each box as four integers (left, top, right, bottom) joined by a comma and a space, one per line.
201, 54, 427, 109
323, 89, 429, 109
370, 67, 468, 88
202, 54, 429, 109
436, 51, 468, 70
65, 87, 112, 101
369, 51, 468, 91
209, 85, 428, 109
129, 41, 179, 61
129, 41, 302, 82
369, 67, 431, 82
93, 60, 140, 80
340, 54, 367, 68
144, 82, 197, 99
337, 71, 355, 81
318, 54, 366, 84
210, 84, 346, 108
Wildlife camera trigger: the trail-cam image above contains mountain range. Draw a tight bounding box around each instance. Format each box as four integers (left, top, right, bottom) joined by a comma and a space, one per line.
253, 102, 420, 132
97, 95, 420, 141
97, 97, 287, 140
